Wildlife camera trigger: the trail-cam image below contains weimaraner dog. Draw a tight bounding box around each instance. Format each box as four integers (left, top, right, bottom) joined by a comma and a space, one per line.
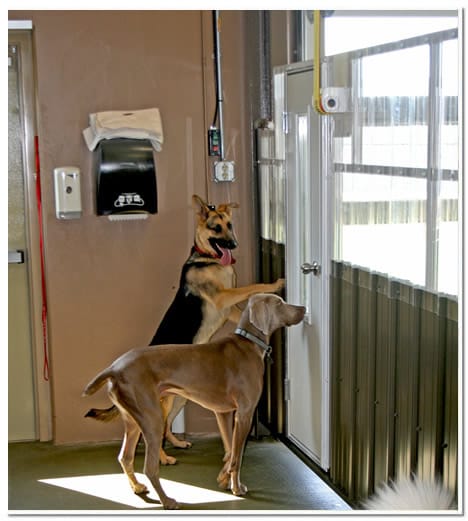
83, 293, 305, 509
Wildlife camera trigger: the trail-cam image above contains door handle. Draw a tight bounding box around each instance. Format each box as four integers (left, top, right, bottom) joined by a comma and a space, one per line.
301, 261, 321, 276
8, 250, 24, 264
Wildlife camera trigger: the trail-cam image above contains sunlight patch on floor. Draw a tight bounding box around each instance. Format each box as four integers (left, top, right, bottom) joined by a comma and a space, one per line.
39, 473, 244, 509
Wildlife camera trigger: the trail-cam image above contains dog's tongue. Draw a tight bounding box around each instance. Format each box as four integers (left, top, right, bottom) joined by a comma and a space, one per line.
219, 247, 235, 266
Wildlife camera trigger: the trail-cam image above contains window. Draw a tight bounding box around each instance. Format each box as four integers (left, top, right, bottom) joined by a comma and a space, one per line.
330, 26, 459, 296
324, 12, 458, 56
299, 11, 458, 60
438, 39, 459, 295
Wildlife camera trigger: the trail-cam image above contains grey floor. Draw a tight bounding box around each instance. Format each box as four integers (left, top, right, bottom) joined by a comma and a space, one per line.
9, 434, 351, 512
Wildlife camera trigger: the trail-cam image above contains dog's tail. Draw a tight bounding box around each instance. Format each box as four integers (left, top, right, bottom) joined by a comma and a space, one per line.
82, 367, 114, 397
84, 405, 119, 422
82, 368, 120, 421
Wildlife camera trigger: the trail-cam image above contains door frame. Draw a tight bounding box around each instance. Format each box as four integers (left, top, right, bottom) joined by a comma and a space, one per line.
274, 61, 334, 470
9, 24, 52, 441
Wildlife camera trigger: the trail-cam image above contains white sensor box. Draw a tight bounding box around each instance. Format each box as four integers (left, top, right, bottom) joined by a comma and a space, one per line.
321, 87, 351, 113
53, 166, 82, 219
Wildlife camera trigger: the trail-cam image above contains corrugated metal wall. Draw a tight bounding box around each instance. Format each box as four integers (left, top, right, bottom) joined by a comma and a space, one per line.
330, 260, 458, 505
258, 238, 286, 434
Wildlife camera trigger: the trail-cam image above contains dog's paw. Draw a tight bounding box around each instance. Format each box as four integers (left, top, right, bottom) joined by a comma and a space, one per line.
167, 433, 192, 449
217, 472, 230, 490
162, 496, 179, 510
132, 482, 149, 494
274, 278, 285, 291
160, 455, 177, 465
174, 440, 192, 449
232, 483, 248, 496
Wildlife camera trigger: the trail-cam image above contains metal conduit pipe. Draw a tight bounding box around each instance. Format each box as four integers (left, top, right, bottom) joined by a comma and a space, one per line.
213, 10, 225, 161
259, 11, 272, 121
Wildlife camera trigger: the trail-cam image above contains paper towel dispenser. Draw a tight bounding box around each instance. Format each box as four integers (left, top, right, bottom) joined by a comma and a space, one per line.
95, 138, 157, 217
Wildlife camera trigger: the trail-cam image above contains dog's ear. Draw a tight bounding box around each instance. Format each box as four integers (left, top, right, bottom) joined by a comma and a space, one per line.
217, 202, 239, 216
192, 194, 210, 220
248, 297, 271, 335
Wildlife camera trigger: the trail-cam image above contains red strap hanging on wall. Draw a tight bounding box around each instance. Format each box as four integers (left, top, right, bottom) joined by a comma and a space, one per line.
34, 135, 50, 381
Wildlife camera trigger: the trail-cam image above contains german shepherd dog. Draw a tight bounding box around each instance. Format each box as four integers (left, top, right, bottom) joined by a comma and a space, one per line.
85, 194, 284, 463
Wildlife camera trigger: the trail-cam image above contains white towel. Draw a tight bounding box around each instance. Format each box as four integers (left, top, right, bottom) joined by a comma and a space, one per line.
83, 108, 164, 152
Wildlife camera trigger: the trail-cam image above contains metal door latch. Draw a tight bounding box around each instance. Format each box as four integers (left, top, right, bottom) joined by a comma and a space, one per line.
8, 250, 24, 264
301, 261, 321, 276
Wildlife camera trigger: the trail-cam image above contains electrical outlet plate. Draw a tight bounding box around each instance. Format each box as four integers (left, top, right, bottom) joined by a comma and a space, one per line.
213, 161, 235, 183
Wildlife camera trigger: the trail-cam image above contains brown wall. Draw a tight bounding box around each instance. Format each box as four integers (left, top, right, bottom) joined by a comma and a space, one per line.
9, 10, 256, 444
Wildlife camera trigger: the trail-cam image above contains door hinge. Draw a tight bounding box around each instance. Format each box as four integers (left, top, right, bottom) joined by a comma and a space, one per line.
284, 378, 291, 401
282, 111, 289, 134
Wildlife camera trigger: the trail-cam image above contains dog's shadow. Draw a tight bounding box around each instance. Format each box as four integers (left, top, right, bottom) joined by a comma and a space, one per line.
136, 491, 188, 510
135, 491, 160, 505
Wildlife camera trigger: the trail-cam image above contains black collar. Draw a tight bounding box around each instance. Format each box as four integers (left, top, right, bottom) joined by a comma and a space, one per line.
234, 328, 272, 358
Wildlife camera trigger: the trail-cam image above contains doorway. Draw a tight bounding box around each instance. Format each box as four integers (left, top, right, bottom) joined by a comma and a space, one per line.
282, 64, 331, 471
8, 27, 51, 441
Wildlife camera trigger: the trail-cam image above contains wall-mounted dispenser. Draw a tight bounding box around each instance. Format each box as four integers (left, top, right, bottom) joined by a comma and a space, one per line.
53, 166, 82, 219
95, 138, 157, 221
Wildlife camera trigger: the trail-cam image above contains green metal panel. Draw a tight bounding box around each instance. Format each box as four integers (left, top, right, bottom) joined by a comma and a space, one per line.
271, 241, 286, 433
373, 276, 397, 488
333, 263, 359, 497
258, 238, 273, 427
330, 261, 342, 486
260, 237, 273, 286
442, 297, 458, 499
258, 239, 285, 434
329, 262, 458, 504
353, 269, 378, 501
392, 282, 421, 479
416, 291, 446, 480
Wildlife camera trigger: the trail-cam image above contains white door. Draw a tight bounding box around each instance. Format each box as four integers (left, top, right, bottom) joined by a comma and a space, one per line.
284, 68, 330, 470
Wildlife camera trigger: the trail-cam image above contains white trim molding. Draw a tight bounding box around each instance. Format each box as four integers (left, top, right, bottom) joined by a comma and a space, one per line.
9, 20, 33, 30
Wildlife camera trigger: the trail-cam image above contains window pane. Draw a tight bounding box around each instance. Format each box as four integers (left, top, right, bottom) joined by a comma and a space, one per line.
441, 39, 458, 171
361, 46, 430, 97
297, 115, 312, 310
437, 39, 458, 295
437, 180, 458, 296
438, 220, 458, 295
324, 14, 457, 56
329, 26, 459, 296
335, 172, 426, 286
438, 181, 459, 295
360, 46, 429, 169
361, 126, 428, 168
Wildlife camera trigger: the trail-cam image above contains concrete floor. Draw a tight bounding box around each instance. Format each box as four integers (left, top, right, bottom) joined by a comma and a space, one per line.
9, 434, 351, 512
